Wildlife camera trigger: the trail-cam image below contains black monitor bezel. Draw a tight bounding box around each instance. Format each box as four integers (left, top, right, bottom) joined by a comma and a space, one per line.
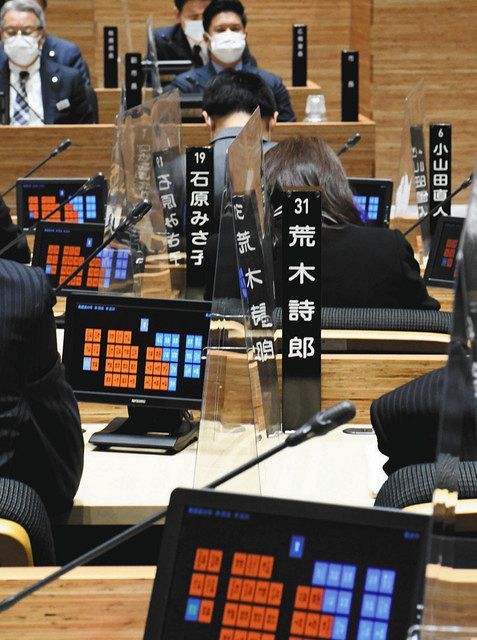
424, 215, 464, 289
16, 176, 108, 228
348, 177, 393, 227
31, 220, 105, 294
63, 292, 211, 411
144, 488, 431, 640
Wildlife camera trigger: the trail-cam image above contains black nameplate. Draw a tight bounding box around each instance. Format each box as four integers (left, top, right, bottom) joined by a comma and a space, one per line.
292, 24, 307, 87
429, 123, 452, 231
410, 124, 431, 245
103, 26, 118, 88
186, 147, 214, 289
341, 50, 359, 122
281, 189, 321, 430
125, 52, 143, 110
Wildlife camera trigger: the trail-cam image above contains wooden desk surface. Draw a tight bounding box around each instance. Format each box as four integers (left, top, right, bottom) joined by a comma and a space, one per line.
0, 564, 476, 638
0, 118, 375, 213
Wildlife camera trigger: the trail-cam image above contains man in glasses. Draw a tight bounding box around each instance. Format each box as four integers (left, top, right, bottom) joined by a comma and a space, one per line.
0, 0, 93, 124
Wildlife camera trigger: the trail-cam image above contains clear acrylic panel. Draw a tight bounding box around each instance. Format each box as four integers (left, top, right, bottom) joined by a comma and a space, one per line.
194, 110, 281, 493
146, 16, 162, 97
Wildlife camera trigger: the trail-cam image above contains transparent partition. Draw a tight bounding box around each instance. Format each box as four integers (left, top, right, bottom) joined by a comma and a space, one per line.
194, 109, 281, 493
421, 169, 477, 628
146, 16, 162, 97
395, 80, 431, 258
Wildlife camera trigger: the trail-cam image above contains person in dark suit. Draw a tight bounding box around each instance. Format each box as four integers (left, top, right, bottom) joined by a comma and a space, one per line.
265, 137, 440, 309
0, 194, 30, 263
0, 0, 93, 124
153, 0, 256, 69
0, 258, 83, 515
169, 0, 295, 122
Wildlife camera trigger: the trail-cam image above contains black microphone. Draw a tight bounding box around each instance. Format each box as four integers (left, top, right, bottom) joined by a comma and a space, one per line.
0, 400, 355, 612
9, 82, 45, 123
0, 138, 72, 198
403, 172, 474, 237
337, 133, 361, 157
0, 173, 102, 259
0, 91, 7, 125
53, 200, 152, 294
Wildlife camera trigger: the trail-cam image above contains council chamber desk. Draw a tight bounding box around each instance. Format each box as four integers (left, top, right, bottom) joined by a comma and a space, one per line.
0, 118, 375, 214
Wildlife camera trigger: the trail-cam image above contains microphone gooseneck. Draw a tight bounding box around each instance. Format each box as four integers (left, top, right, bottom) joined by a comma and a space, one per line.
0, 400, 355, 613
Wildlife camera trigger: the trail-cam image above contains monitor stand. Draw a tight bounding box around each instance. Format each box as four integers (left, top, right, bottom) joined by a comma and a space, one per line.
88, 407, 199, 454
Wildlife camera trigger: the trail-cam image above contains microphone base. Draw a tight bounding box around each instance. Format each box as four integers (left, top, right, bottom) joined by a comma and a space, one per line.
88, 407, 198, 454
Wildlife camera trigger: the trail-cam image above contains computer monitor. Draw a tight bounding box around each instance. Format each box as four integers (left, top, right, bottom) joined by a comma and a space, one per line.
424, 215, 464, 289
144, 488, 431, 640
63, 293, 211, 452
32, 221, 134, 295
16, 176, 107, 229
348, 178, 393, 227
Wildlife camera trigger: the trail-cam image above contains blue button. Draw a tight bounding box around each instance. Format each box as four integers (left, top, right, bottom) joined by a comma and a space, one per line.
162, 348, 171, 362
365, 568, 381, 593
155, 333, 164, 347
172, 334, 180, 347
186, 335, 195, 349
45, 264, 52, 274
163, 334, 172, 347
375, 596, 392, 620
192, 365, 201, 378
379, 570, 396, 595
168, 377, 177, 391
331, 616, 349, 640
86, 237, 93, 248
289, 535, 305, 558
327, 563, 342, 587
361, 594, 377, 618
372, 622, 388, 640
357, 620, 373, 640
184, 364, 192, 378
340, 565, 357, 589
322, 588, 338, 613
185, 350, 194, 363
140, 318, 149, 332
194, 335, 203, 349
312, 561, 328, 586
83, 357, 91, 371
170, 349, 179, 362
336, 590, 352, 615
193, 350, 202, 364
170, 363, 178, 377
184, 597, 201, 622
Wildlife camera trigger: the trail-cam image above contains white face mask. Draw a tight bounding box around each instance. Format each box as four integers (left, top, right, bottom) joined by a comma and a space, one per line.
209, 30, 246, 65
183, 19, 204, 44
4, 34, 41, 67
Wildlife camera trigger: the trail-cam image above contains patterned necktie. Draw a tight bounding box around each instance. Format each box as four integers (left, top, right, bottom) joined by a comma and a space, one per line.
12, 70, 30, 126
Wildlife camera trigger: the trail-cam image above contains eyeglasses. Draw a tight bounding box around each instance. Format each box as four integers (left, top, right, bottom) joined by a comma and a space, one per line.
2, 26, 42, 38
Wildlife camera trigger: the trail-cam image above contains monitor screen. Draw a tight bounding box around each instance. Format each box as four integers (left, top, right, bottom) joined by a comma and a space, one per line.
16, 176, 107, 228
63, 293, 211, 410
32, 221, 134, 294
144, 489, 431, 640
348, 178, 393, 227
424, 216, 464, 288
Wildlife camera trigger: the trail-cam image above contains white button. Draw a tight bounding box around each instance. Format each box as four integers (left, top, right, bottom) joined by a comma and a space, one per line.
48, 50, 55, 57
52, 75, 58, 83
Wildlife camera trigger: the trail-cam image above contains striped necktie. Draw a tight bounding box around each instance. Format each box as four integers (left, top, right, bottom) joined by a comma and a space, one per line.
12, 70, 30, 126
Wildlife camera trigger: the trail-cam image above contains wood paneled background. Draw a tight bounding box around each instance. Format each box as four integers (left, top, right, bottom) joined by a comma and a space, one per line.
41, 1, 477, 201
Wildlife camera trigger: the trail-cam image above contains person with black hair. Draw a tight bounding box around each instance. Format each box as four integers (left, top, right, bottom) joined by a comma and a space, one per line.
170, 0, 295, 122
0, 194, 30, 263
153, 0, 256, 69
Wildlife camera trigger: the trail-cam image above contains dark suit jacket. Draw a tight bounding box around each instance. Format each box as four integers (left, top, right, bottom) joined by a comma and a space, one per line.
0, 260, 83, 514
41, 34, 91, 85
170, 61, 296, 122
0, 56, 93, 124
153, 23, 256, 68
0, 196, 30, 264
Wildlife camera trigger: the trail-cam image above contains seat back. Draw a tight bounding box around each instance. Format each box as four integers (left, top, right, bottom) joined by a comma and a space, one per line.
0, 518, 33, 566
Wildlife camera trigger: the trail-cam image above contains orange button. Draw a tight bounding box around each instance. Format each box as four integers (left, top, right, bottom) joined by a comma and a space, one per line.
85, 328, 93, 342
146, 347, 154, 361
154, 347, 162, 360
194, 548, 209, 572
232, 552, 247, 576
152, 377, 160, 390
305, 612, 321, 637
160, 377, 168, 391
319, 615, 333, 639
121, 360, 129, 373
247, 633, 261, 640
84, 343, 92, 356
93, 329, 101, 342
92, 343, 100, 357
267, 583, 283, 607
130, 346, 139, 359
219, 629, 234, 640
294, 586, 310, 610
104, 373, 112, 386
113, 360, 121, 373
249, 606, 265, 630
144, 376, 152, 390
258, 556, 274, 580
290, 611, 306, 635
91, 358, 99, 371
114, 345, 122, 358
241, 580, 256, 603
106, 345, 114, 358
203, 574, 218, 598
198, 599, 214, 624
153, 362, 161, 375
112, 374, 120, 386
309, 587, 324, 612
145, 362, 153, 375
122, 345, 131, 359
233, 631, 247, 640
130, 360, 138, 374
262, 608, 279, 633
128, 375, 136, 388
254, 581, 269, 605
161, 362, 170, 376
236, 604, 252, 628
260, 634, 275, 640
222, 602, 238, 627
227, 577, 243, 601
120, 374, 128, 387
208, 549, 223, 573
189, 572, 205, 596
245, 555, 261, 577
123, 331, 132, 344
116, 330, 124, 343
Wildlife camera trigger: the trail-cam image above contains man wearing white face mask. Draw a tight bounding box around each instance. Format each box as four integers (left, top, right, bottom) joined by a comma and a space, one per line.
153, 0, 256, 69
170, 0, 295, 122
0, 0, 92, 125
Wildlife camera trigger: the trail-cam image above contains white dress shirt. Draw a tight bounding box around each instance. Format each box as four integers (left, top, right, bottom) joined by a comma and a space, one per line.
9, 56, 44, 125
185, 35, 208, 65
